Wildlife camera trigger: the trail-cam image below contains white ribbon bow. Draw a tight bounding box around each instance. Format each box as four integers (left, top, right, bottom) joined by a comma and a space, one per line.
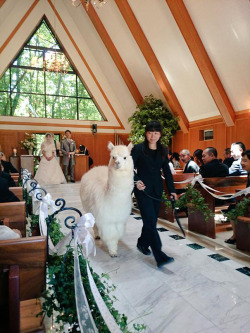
39, 193, 57, 236
75, 213, 96, 257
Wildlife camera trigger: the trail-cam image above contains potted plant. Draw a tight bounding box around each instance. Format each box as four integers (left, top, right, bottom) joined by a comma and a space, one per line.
128, 95, 179, 145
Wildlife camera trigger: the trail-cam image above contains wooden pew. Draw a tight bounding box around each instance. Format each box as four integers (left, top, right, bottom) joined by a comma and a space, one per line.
158, 173, 195, 222
0, 201, 26, 237
188, 176, 247, 239
9, 187, 23, 201
0, 236, 46, 332
235, 195, 250, 252
10, 173, 20, 186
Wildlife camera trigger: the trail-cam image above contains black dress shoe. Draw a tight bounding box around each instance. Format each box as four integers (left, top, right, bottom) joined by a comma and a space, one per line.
137, 243, 151, 255
71, 180, 75, 183
157, 256, 174, 268
225, 238, 236, 244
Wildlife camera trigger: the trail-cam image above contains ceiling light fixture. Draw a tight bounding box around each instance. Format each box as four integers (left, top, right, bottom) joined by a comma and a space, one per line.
43, 51, 69, 74
71, 0, 108, 10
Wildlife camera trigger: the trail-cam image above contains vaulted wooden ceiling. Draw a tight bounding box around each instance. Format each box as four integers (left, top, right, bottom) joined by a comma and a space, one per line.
0, 0, 249, 133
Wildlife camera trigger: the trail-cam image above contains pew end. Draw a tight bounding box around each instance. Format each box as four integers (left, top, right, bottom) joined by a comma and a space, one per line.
0, 201, 26, 237
188, 176, 248, 239
0, 236, 47, 332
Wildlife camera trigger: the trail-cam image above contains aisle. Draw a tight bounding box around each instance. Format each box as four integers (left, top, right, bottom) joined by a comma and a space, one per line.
44, 182, 250, 333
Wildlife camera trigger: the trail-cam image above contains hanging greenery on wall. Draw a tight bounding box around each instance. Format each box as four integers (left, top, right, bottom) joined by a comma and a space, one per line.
128, 95, 179, 145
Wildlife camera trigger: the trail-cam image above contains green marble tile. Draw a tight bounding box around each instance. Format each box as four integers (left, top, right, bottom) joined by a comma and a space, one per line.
208, 254, 230, 262
236, 267, 250, 277
157, 227, 169, 232
169, 235, 185, 240
186, 243, 205, 250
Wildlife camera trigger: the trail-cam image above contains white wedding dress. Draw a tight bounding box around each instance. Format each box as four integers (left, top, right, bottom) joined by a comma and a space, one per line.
35, 141, 67, 186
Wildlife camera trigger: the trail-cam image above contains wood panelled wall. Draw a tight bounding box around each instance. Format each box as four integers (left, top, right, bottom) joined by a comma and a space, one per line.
0, 130, 115, 167
172, 113, 250, 162
1, 113, 249, 168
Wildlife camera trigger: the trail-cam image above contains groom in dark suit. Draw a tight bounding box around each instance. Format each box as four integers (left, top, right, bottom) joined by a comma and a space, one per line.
61, 130, 76, 183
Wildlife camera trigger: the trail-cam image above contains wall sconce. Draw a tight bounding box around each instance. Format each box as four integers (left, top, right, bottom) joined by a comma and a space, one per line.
91, 124, 97, 135
13, 148, 17, 156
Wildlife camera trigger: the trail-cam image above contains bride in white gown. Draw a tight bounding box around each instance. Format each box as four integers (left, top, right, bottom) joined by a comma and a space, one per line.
35, 133, 67, 186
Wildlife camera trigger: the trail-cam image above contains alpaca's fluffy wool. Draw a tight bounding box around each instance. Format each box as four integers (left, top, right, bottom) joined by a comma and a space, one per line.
80, 142, 134, 256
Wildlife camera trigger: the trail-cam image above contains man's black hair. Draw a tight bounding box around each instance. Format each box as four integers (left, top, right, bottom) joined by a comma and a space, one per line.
206, 147, 217, 158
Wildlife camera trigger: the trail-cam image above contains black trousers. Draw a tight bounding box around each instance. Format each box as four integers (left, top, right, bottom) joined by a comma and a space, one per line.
135, 188, 169, 263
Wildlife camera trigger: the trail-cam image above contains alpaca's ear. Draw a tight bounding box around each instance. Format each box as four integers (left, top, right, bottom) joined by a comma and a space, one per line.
107, 142, 114, 151
127, 142, 134, 153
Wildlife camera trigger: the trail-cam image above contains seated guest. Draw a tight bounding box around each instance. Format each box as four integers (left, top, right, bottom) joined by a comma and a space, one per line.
223, 147, 234, 168
0, 164, 16, 187
180, 149, 199, 173
241, 150, 250, 186
0, 225, 21, 240
229, 142, 247, 176
172, 152, 181, 169
225, 149, 250, 244
0, 178, 20, 203
200, 147, 229, 178
0, 151, 18, 173
168, 151, 176, 175
193, 149, 203, 168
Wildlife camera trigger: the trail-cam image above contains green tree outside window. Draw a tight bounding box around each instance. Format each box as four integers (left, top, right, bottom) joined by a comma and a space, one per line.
0, 18, 104, 121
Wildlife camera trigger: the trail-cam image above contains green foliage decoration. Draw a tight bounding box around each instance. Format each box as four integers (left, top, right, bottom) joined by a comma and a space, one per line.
39, 218, 146, 332
128, 95, 179, 145
164, 184, 214, 222
224, 197, 250, 221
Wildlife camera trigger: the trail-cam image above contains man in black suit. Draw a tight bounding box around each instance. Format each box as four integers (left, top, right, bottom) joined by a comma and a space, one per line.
0, 178, 19, 203
200, 147, 229, 178
223, 147, 234, 168
0, 151, 18, 173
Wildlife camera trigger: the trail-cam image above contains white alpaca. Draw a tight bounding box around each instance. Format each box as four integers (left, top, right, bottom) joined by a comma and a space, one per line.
80, 142, 134, 257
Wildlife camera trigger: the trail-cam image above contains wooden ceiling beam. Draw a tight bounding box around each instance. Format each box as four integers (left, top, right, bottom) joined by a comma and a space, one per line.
48, 0, 124, 129
114, 0, 189, 133
0, 0, 39, 54
83, 4, 143, 106
0, 0, 6, 9
166, 0, 235, 126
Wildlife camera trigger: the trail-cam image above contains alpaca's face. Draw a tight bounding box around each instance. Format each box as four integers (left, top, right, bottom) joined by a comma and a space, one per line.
109, 146, 132, 170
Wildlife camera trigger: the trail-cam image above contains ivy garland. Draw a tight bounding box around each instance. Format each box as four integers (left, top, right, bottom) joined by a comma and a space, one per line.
41, 220, 146, 333
29, 216, 146, 332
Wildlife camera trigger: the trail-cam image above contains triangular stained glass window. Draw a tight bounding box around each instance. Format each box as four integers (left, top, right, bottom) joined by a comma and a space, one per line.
0, 18, 104, 121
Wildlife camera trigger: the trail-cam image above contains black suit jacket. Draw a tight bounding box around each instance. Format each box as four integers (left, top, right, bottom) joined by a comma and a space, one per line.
199, 159, 229, 178
0, 178, 19, 203
1, 160, 18, 174
0, 171, 16, 187
131, 143, 175, 197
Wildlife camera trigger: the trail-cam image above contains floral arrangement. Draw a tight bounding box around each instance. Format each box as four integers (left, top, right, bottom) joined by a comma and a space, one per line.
20, 132, 37, 150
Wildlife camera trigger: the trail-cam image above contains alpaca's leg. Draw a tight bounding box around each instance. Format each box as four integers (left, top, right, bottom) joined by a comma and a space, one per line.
105, 239, 118, 258
93, 224, 100, 240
